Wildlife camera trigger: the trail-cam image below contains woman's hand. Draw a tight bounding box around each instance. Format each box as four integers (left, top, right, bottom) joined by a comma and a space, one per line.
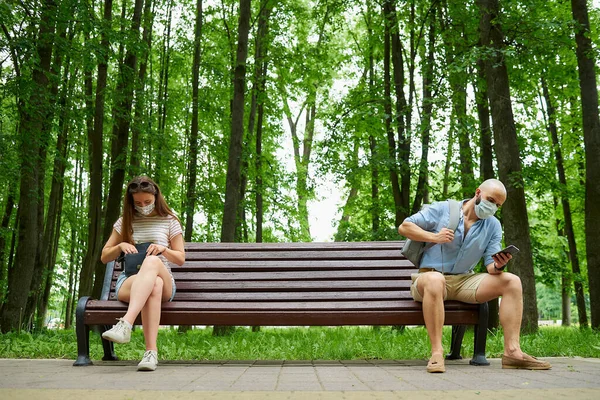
147, 243, 167, 256
118, 242, 138, 254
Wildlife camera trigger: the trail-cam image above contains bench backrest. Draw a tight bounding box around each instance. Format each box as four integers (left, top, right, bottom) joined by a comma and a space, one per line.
103, 241, 479, 326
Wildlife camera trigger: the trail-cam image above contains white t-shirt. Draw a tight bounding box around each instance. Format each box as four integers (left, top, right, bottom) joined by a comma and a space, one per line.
113, 214, 183, 271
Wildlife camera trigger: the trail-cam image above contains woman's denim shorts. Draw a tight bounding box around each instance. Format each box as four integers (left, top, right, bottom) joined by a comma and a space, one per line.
114, 271, 176, 302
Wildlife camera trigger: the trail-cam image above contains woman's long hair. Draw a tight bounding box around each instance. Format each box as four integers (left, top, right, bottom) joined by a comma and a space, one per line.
121, 176, 180, 244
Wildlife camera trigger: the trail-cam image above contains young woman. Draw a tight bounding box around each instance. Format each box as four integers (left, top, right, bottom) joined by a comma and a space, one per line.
100, 176, 185, 371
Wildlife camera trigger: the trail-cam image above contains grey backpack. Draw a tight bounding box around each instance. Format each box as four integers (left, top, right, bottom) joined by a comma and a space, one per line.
401, 199, 461, 268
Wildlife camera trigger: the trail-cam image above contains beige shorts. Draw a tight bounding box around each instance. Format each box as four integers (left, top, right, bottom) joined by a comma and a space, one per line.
410, 271, 488, 304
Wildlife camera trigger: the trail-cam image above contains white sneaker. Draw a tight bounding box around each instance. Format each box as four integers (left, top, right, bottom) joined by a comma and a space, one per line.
101, 318, 132, 344
137, 350, 158, 371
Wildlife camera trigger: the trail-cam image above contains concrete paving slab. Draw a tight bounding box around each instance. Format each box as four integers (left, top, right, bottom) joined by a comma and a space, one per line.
0, 357, 599, 399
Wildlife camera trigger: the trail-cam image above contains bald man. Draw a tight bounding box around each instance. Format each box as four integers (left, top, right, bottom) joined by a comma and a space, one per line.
398, 179, 551, 373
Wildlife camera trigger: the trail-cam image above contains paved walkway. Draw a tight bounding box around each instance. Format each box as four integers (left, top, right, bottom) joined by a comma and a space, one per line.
1, 357, 599, 399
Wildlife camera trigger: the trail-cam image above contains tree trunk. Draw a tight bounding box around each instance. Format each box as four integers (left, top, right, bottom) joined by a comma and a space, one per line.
213, 0, 251, 336
442, 130, 454, 198
79, 0, 113, 299
221, 0, 251, 244
93, 0, 144, 298
439, 3, 474, 199
365, 3, 380, 237
64, 226, 77, 330
253, 1, 272, 244
1, 0, 57, 333
571, 0, 600, 330
154, 0, 173, 185
130, 0, 155, 175
335, 139, 360, 242
0, 188, 15, 305
474, 57, 499, 330
388, 1, 410, 222
255, 79, 266, 243
382, 1, 402, 228
542, 75, 587, 327
412, 6, 436, 215
185, 0, 203, 241
478, 0, 538, 333
35, 57, 76, 329
476, 59, 494, 182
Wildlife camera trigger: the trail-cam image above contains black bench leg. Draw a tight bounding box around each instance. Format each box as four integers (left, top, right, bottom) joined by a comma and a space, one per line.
470, 302, 490, 366
446, 325, 466, 360
73, 296, 92, 366
100, 325, 118, 361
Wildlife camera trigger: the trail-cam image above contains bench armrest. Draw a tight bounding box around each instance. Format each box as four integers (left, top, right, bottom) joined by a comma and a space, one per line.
100, 262, 116, 301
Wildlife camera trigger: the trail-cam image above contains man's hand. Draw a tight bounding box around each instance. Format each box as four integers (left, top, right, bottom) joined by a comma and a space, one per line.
489, 252, 512, 274
433, 228, 454, 244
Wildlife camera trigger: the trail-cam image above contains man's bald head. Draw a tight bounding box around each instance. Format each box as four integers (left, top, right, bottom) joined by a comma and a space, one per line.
477, 179, 507, 207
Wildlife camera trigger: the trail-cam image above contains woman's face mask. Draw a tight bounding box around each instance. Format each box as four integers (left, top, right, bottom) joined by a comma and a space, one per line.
135, 201, 155, 216
474, 195, 498, 220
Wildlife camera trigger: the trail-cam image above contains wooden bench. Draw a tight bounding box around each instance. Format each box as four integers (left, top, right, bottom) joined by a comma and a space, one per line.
73, 241, 489, 366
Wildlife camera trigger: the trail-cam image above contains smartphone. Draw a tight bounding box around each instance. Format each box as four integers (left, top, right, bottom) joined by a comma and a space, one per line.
493, 245, 519, 258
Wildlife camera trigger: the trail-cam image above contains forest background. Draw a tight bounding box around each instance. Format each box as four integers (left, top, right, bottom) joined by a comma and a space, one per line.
0, 0, 600, 336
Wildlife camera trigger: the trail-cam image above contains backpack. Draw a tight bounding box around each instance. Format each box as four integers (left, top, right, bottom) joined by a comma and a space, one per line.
401, 199, 461, 268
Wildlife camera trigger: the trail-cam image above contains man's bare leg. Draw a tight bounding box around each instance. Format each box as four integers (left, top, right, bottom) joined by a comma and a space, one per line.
475, 272, 526, 358
417, 272, 447, 359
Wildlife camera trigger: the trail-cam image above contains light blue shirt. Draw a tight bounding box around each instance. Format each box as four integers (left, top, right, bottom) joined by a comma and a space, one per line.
405, 200, 503, 274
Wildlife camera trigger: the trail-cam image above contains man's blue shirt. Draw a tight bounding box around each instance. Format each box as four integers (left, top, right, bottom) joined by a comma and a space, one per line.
405, 200, 503, 274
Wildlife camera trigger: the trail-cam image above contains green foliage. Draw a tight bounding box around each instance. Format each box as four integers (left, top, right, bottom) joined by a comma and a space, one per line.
1, 326, 599, 360
1, 0, 599, 330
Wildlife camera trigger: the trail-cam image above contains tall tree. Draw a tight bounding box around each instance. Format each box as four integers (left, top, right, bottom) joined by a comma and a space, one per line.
185, 0, 203, 241
412, 4, 436, 214
571, 0, 600, 330
35, 33, 77, 329
221, 0, 251, 243
1, 0, 57, 332
541, 76, 587, 327
364, 0, 380, 236
94, 0, 144, 297
79, 0, 113, 299
130, 0, 155, 175
251, 0, 273, 243
382, 0, 403, 228
388, 0, 411, 222
478, 0, 538, 333
440, 1, 475, 199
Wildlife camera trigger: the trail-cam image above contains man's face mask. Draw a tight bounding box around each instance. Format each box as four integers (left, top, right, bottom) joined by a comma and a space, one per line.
135, 202, 155, 216
475, 194, 498, 220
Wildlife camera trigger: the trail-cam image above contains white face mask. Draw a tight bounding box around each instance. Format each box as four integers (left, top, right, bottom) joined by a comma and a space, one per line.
135, 202, 155, 216
474, 195, 498, 220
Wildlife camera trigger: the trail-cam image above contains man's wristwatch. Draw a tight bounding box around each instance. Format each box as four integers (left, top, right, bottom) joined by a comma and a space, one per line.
494, 263, 505, 272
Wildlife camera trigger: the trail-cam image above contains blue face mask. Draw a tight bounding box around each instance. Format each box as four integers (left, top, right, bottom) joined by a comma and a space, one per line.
474, 195, 497, 220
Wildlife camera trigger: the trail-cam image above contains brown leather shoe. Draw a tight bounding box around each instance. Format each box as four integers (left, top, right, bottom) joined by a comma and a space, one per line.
502, 354, 551, 370
427, 354, 446, 373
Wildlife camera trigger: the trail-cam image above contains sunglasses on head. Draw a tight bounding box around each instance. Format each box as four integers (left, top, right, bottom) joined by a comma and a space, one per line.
128, 181, 155, 193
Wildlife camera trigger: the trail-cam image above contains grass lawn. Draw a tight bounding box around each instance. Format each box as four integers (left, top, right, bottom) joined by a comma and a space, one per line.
1, 326, 599, 361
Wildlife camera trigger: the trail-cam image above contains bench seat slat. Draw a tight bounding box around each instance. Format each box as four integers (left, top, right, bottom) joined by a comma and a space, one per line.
169, 260, 415, 270
110, 280, 412, 292
113, 269, 413, 281
87, 299, 477, 311
180, 249, 403, 261
109, 290, 412, 301
170, 280, 411, 291
84, 310, 480, 326
169, 270, 412, 281
184, 241, 404, 251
